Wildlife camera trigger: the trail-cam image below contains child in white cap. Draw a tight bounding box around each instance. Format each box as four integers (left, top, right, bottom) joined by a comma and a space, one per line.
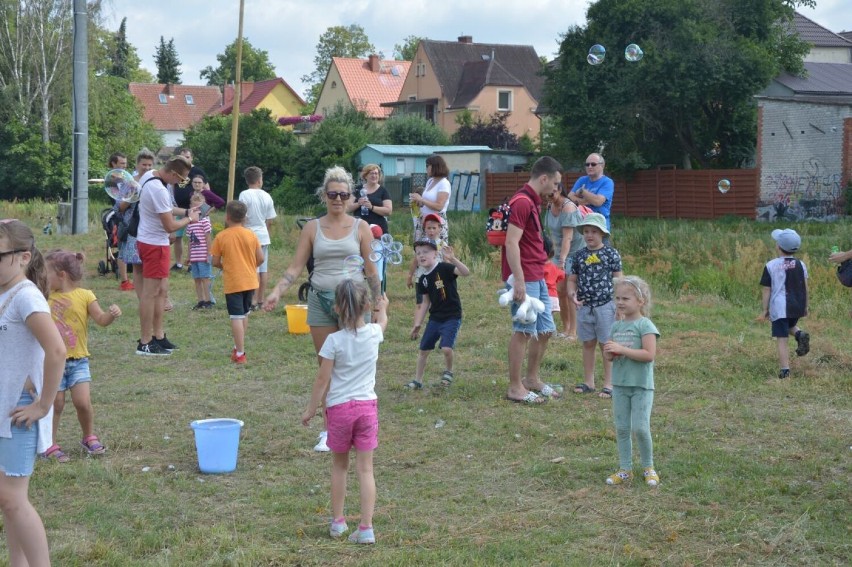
759, 228, 809, 379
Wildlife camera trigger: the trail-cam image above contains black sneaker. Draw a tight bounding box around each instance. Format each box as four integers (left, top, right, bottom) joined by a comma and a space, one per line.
778, 368, 790, 379
202, 301, 214, 309
795, 331, 810, 357
191, 301, 205, 311
155, 335, 177, 351
136, 340, 171, 356
170, 263, 183, 272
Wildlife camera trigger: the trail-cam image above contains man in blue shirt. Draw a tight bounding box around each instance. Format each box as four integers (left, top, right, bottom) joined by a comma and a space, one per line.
569, 153, 615, 231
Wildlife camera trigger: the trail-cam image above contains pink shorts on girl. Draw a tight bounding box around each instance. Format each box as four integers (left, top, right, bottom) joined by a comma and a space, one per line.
325, 399, 378, 453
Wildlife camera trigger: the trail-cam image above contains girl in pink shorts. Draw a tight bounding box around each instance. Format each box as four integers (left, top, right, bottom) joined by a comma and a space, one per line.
302, 280, 388, 544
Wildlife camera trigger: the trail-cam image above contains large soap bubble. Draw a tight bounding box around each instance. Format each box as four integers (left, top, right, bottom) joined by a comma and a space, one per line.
342, 254, 365, 278
104, 169, 141, 202
587, 44, 606, 65
624, 44, 644, 62
717, 179, 731, 194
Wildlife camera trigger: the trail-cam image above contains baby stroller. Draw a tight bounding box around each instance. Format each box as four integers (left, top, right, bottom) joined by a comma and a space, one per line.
96, 208, 120, 278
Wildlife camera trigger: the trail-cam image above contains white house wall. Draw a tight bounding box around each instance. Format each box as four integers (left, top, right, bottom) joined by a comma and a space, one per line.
758, 99, 850, 221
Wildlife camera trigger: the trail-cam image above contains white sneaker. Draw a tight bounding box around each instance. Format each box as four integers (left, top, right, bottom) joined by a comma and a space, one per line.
314, 431, 330, 452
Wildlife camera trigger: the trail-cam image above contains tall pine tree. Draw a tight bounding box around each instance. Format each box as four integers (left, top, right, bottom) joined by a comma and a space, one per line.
111, 18, 131, 80
154, 36, 181, 84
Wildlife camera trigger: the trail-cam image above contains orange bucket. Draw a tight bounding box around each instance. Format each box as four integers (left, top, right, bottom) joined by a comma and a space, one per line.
284, 304, 309, 334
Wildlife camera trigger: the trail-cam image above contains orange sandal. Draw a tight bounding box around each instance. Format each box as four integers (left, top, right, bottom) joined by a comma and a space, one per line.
80, 435, 106, 455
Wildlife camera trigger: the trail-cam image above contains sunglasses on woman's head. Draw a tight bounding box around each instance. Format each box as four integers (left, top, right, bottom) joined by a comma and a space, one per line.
0, 249, 25, 261
326, 191, 351, 201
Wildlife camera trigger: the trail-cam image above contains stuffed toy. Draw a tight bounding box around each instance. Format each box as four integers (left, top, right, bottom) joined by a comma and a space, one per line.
497, 275, 546, 325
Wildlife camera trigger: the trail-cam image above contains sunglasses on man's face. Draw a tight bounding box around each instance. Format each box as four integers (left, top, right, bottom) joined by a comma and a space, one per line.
585, 162, 600, 167
326, 191, 351, 201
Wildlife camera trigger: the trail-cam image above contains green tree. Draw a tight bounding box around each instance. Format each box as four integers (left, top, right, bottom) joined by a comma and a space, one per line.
154, 36, 181, 84
111, 18, 132, 79
181, 108, 297, 195
452, 112, 519, 150
301, 24, 377, 106
199, 37, 276, 86
88, 75, 162, 174
288, 104, 381, 197
392, 35, 422, 61
543, 0, 814, 173
382, 115, 448, 145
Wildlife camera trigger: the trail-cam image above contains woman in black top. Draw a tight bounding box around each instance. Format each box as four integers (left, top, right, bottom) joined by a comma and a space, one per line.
350, 164, 393, 234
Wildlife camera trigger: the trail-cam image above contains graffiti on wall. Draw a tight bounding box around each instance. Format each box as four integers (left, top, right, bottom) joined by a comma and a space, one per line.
758, 157, 843, 221
448, 172, 481, 212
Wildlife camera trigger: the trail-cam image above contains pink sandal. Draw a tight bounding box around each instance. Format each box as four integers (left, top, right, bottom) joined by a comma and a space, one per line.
43, 444, 70, 463
80, 435, 106, 455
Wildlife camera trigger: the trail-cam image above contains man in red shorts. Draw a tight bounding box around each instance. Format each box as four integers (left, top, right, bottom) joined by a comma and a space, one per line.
135, 155, 199, 355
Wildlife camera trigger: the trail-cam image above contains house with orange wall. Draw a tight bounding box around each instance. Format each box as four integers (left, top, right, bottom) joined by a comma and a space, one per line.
382, 36, 544, 142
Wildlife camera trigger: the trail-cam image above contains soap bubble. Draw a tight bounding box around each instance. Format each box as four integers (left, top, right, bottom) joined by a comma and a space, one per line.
717, 179, 731, 194
342, 255, 364, 277
624, 44, 644, 62
369, 251, 382, 263
370, 239, 385, 252
388, 252, 403, 265
587, 44, 606, 65
104, 169, 140, 202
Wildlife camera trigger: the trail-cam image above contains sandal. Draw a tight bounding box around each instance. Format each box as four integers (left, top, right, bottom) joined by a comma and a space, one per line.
573, 383, 596, 394
42, 444, 70, 463
537, 383, 563, 399
506, 391, 546, 405
598, 388, 613, 399
404, 380, 423, 390
80, 435, 106, 455
440, 371, 453, 387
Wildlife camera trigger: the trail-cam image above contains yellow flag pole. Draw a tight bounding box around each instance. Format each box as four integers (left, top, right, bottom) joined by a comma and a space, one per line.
226, 0, 245, 202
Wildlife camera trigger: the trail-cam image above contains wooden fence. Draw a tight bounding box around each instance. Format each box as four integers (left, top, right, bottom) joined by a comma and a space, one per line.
484, 169, 759, 219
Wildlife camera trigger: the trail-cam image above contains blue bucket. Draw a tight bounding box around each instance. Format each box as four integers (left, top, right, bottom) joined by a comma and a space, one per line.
190, 418, 244, 473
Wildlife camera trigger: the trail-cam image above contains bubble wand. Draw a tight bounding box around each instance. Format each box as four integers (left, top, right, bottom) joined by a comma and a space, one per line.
369, 234, 404, 293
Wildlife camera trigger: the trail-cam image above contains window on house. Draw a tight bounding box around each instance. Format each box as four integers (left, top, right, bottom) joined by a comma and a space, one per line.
498, 90, 512, 112
158, 93, 167, 104
185, 94, 194, 105
331, 81, 337, 89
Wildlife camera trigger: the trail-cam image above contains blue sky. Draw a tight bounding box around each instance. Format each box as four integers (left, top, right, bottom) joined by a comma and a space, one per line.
107, 0, 852, 100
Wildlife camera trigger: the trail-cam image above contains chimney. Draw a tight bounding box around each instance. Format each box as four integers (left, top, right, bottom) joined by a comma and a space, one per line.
458, 35, 473, 44
368, 54, 380, 72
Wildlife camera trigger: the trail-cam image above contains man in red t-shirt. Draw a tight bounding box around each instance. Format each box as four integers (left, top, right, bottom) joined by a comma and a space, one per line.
502, 156, 563, 404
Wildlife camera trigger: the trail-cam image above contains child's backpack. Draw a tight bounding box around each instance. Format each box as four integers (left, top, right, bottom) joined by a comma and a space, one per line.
486, 194, 532, 247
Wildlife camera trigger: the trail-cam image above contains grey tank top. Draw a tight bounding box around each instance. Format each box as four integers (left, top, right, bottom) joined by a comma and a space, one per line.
311, 218, 364, 290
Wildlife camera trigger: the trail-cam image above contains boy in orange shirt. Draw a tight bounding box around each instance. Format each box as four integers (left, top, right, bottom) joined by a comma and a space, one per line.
211, 201, 264, 364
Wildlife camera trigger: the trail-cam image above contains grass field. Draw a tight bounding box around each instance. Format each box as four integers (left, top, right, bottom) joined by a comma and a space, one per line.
1, 202, 850, 566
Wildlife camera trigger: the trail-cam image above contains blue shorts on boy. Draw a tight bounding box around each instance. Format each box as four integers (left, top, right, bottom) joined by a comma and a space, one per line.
190, 261, 212, 279
420, 318, 462, 351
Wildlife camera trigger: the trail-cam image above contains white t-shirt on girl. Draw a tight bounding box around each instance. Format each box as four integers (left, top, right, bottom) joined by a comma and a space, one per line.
319, 323, 383, 408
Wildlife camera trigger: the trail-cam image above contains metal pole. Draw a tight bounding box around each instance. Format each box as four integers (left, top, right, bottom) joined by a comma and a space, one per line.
226, 0, 246, 202
71, 0, 89, 234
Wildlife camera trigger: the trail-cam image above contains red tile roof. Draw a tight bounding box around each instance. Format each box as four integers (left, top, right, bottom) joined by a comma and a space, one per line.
332, 57, 411, 118
220, 77, 305, 115
128, 83, 223, 131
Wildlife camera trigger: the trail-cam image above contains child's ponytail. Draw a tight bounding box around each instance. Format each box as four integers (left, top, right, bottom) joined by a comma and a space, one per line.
334, 279, 371, 332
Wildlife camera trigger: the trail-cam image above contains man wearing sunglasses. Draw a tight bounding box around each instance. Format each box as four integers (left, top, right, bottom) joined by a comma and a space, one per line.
135, 155, 199, 355
568, 153, 614, 232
